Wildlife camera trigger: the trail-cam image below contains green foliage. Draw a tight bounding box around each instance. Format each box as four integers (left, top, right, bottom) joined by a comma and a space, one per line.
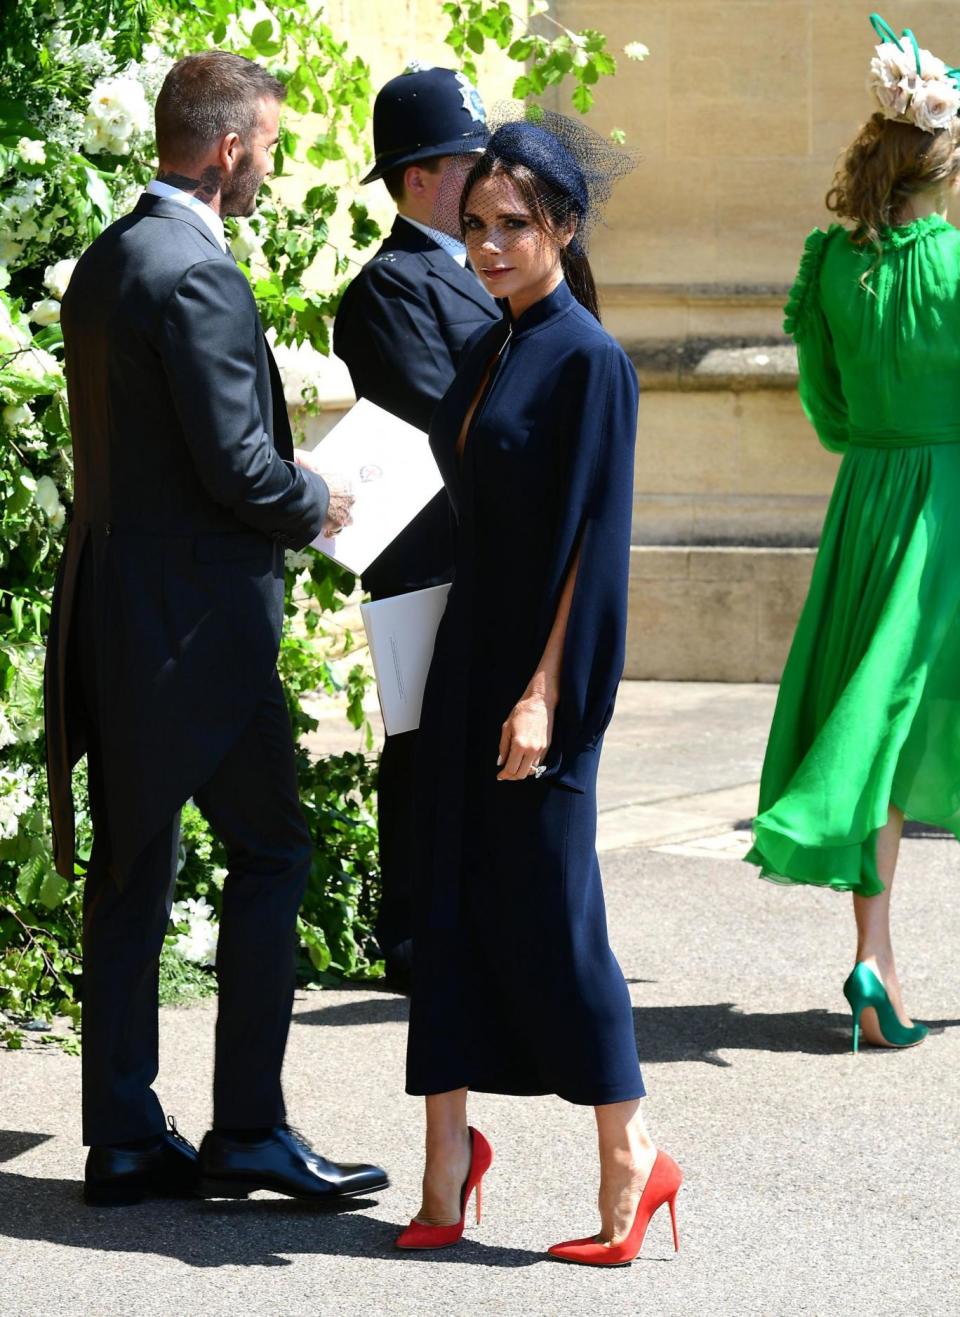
442, 1, 628, 116
158, 944, 219, 1007
0, 0, 626, 1047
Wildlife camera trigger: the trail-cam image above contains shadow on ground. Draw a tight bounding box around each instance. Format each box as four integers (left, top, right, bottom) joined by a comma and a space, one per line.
0, 1131, 53, 1164
0, 1169, 543, 1269
294, 993, 959, 1066
633, 1004, 960, 1066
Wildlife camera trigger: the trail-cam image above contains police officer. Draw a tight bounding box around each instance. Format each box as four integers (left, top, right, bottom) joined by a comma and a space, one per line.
334, 65, 499, 990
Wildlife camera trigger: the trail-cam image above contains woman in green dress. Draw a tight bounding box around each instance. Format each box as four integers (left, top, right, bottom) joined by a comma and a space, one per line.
746, 15, 960, 1052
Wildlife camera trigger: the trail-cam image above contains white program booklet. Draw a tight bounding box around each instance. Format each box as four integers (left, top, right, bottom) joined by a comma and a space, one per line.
301, 397, 443, 576
360, 583, 452, 736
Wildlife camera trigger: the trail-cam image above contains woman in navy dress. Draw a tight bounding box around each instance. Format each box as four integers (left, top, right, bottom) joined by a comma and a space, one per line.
395, 116, 682, 1266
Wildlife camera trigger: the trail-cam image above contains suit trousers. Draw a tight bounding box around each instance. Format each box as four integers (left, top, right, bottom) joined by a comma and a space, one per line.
75, 554, 312, 1146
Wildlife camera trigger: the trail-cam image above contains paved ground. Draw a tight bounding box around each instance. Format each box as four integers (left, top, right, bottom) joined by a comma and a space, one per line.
1, 683, 958, 1316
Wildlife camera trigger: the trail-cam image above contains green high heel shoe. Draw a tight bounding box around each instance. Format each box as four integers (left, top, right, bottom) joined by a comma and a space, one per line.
842, 962, 928, 1054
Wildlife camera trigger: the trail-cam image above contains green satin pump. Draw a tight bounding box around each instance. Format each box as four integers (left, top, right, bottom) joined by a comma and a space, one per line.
842, 962, 928, 1054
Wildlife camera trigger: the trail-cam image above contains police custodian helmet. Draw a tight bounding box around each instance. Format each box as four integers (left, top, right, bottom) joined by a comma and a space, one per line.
361, 62, 489, 184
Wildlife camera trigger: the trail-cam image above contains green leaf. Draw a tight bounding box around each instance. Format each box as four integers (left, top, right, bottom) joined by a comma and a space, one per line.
250, 19, 274, 50
15, 854, 44, 905
38, 870, 69, 911
572, 82, 594, 114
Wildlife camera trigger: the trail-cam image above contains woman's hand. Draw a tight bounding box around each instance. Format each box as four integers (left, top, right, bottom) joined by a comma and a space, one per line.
497, 691, 555, 781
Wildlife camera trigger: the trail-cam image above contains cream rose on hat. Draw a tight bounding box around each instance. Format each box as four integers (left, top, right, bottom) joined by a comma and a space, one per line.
867, 14, 960, 133
911, 79, 960, 133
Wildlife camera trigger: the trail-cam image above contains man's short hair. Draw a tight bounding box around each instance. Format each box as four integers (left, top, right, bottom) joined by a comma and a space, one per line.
383, 154, 446, 202
155, 51, 286, 161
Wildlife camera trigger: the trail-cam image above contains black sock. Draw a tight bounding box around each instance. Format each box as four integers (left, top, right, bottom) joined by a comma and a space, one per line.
214, 1126, 274, 1142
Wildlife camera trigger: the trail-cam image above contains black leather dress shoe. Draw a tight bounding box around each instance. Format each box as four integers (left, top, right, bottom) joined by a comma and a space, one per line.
198, 1125, 389, 1201
84, 1118, 199, 1206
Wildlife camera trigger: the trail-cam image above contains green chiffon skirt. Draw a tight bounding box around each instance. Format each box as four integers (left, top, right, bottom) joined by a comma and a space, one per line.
746, 439, 960, 897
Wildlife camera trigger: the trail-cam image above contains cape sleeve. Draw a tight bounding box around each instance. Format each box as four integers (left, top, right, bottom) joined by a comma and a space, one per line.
784, 227, 849, 454
540, 339, 639, 792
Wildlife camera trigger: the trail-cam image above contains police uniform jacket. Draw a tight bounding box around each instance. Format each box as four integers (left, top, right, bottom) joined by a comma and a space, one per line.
333, 216, 498, 598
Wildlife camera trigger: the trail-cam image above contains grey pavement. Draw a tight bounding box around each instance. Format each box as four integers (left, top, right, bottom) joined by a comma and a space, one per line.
1, 682, 958, 1316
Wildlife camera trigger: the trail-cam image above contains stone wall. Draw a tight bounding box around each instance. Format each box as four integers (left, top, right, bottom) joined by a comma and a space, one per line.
301, 3, 958, 680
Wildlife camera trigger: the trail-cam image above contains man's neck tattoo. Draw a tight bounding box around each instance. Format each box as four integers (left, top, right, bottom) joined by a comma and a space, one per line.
156, 165, 222, 204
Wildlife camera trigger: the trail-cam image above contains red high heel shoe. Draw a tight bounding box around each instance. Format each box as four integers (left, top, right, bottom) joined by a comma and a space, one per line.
547, 1149, 682, 1266
395, 1127, 493, 1250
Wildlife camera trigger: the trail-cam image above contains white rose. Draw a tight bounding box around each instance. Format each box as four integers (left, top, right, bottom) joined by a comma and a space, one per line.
0, 708, 16, 750
3, 403, 33, 430
911, 78, 960, 132
917, 47, 948, 81
16, 137, 46, 166
17, 344, 62, 382
0, 304, 29, 355
43, 257, 78, 299
83, 75, 150, 156
870, 67, 916, 120
285, 548, 313, 576
29, 297, 62, 326
624, 42, 649, 61
0, 766, 34, 840
230, 217, 263, 264
34, 475, 62, 519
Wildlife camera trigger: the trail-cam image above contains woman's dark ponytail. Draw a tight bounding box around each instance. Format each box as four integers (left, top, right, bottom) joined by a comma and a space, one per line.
561, 242, 600, 322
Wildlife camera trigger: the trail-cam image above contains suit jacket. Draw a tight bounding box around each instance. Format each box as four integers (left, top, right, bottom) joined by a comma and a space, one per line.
45, 192, 329, 880
333, 216, 499, 599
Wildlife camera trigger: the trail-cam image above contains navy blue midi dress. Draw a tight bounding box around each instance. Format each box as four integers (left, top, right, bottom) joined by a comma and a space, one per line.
406, 279, 644, 1106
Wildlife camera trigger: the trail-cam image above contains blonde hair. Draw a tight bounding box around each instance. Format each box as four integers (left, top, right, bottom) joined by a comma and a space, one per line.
827, 111, 960, 255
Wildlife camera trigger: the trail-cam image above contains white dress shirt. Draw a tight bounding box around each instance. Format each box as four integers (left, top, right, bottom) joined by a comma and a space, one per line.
145, 179, 228, 253
398, 215, 467, 267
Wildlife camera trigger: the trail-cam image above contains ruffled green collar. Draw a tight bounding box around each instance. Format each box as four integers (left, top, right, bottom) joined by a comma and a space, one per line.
877, 213, 955, 249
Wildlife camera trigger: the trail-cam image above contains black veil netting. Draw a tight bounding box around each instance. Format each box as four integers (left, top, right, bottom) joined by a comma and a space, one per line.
431, 101, 638, 254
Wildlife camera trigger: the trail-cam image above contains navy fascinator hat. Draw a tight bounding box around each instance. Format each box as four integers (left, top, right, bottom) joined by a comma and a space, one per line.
441, 104, 636, 254
487, 121, 590, 223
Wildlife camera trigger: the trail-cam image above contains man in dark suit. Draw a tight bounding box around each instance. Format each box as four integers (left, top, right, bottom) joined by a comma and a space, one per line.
46, 50, 387, 1206
334, 67, 499, 988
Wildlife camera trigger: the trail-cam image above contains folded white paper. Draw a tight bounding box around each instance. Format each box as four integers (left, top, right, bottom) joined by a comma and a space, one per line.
301, 398, 443, 576
360, 584, 452, 736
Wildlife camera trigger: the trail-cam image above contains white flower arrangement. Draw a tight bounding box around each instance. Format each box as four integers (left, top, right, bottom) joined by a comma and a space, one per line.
33, 475, 66, 530
28, 298, 61, 327
16, 138, 46, 166
868, 38, 960, 132
285, 548, 314, 577
169, 896, 220, 967
82, 74, 151, 156
0, 765, 35, 840
43, 258, 78, 300
229, 216, 264, 265
3, 403, 33, 431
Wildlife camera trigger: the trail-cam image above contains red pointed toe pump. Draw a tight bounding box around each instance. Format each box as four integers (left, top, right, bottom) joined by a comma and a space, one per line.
395, 1127, 493, 1251
547, 1149, 683, 1267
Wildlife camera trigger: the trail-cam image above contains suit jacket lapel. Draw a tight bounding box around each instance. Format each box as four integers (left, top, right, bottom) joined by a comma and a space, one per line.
133, 192, 225, 255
